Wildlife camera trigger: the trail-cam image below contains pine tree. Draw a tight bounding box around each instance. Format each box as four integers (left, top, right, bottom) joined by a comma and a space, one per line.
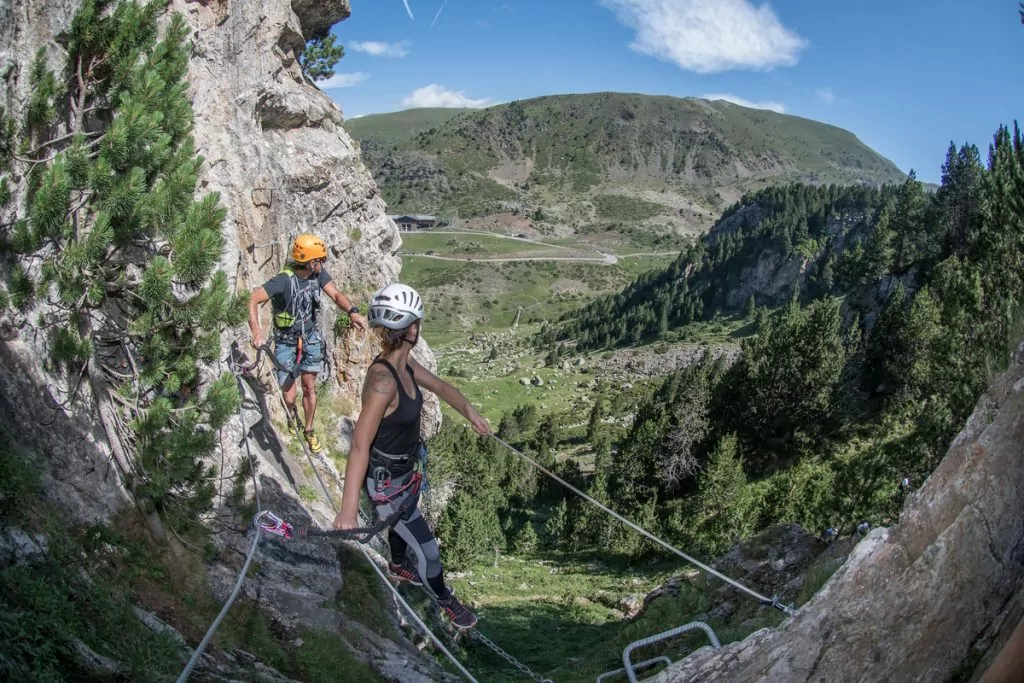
818, 251, 836, 292
744, 293, 756, 319
586, 396, 604, 443
937, 142, 984, 254
659, 365, 712, 489
535, 414, 560, 453
511, 520, 538, 553
863, 283, 910, 402
0, 1, 246, 542
892, 170, 931, 267
731, 296, 847, 459
300, 32, 345, 83
863, 203, 896, 279
544, 498, 568, 548
690, 433, 751, 555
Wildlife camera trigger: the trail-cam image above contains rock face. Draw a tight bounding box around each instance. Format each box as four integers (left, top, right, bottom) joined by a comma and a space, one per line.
1, 0, 136, 524
177, 0, 438, 407
651, 344, 1024, 683
1, 1, 447, 681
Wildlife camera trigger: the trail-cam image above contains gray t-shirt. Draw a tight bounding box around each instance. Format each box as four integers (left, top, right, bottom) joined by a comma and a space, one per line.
262, 267, 333, 337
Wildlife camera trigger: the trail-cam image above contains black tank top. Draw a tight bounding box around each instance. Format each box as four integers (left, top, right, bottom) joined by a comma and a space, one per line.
370, 357, 422, 458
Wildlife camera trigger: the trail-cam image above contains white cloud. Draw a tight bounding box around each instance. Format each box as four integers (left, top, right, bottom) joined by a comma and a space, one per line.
402, 0, 415, 20
349, 40, 410, 57
815, 87, 835, 104
599, 0, 807, 73
317, 72, 369, 89
401, 84, 494, 109
701, 93, 785, 113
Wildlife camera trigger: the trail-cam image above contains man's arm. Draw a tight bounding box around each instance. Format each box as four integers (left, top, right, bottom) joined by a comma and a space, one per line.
335, 364, 395, 528
410, 358, 492, 435
322, 280, 355, 311
248, 286, 270, 347
323, 281, 367, 330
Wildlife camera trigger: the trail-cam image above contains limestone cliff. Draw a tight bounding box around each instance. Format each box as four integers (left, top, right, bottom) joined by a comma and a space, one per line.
650, 343, 1024, 683
0, 0, 447, 680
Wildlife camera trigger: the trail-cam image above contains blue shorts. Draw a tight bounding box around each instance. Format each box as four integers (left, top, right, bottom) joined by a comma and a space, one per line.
273, 335, 323, 387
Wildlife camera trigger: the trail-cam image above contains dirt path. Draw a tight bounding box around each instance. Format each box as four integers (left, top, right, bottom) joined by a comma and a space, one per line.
413, 229, 567, 250
403, 230, 679, 265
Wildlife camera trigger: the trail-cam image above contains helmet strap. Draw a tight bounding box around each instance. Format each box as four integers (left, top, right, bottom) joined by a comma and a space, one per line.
386, 326, 419, 347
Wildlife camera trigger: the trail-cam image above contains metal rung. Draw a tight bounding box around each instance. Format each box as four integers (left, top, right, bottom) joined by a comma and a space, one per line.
622, 621, 721, 683
596, 656, 672, 682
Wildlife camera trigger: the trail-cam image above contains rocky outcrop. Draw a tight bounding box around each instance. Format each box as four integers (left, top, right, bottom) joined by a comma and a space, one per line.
651, 343, 1024, 683
291, 0, 351, 39
1, 1, 445, 680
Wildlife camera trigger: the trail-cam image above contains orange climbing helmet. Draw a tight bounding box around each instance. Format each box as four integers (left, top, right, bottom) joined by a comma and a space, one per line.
292, 234, 327, 263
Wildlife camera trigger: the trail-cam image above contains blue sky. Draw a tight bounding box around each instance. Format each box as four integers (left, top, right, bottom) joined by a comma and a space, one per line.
321, 0, 1024, 184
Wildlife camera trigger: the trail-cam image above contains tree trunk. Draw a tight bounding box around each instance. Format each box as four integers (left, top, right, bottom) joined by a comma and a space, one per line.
83, 319, 168, 545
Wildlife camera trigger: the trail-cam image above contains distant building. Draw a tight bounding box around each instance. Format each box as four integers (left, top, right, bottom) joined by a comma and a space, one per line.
389, 214, 436, 231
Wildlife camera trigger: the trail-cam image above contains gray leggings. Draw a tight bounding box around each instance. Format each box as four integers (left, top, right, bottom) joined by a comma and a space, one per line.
366, 475, 449, 598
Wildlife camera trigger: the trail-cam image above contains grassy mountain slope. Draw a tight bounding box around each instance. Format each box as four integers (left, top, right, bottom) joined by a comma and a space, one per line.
346, 93, 907, 237
345, 107, 468, 144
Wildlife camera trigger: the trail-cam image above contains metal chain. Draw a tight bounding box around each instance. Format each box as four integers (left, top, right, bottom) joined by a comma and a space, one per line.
469, 628, 554, 683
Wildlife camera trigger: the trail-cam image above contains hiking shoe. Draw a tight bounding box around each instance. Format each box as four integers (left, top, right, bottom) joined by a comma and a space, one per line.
387, 562, 423, 586
304, 429, 323, 454
437, 594, 477, 630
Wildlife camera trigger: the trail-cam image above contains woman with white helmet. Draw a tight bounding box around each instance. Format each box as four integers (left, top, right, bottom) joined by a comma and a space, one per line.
334, 283, 491, 629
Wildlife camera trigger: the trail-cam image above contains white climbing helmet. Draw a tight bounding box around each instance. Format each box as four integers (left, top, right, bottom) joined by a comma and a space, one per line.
368, 283, 424, 330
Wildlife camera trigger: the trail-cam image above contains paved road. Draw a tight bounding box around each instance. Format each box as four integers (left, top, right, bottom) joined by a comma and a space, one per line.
402, 251, 619, 264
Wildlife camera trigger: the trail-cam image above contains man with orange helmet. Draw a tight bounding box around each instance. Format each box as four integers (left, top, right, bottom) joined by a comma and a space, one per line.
248, 234, 367, 454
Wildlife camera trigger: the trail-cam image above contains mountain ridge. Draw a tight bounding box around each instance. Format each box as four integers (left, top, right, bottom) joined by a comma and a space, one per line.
345, 92, 908, 237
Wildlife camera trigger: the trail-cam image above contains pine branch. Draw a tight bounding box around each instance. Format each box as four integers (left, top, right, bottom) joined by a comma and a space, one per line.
90, 354, 167, 544
120, 338, 142, 415
108, 387, 136, 411
166, 521, 203, 555
73, 53, 88, 133
99, 363, 133, 381
47, 363, 89, 410
10, 149, 61, 165
26, 130, 102, 156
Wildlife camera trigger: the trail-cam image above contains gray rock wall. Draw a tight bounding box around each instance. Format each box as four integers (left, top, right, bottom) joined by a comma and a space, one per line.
1, 1, 449, 680
652, 344, 1024, 683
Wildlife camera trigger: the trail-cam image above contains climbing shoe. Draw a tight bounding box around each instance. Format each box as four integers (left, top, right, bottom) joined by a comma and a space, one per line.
437, 594, 477, 630
387, 562, 423, 586
304, 429, 323, 454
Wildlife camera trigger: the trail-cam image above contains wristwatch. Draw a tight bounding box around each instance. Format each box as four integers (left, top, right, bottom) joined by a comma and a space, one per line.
348, 306, 359, 315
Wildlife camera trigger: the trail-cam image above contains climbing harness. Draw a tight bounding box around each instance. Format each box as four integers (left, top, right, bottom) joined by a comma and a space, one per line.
489, 435, 797, 618
272, 265, 321, 338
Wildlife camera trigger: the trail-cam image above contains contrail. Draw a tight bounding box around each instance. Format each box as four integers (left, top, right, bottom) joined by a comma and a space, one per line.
430, 0, 448, 28
402, 0, 414, 20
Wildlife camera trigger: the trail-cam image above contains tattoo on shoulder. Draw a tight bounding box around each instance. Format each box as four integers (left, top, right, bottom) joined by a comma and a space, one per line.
365, 365, 395, 396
